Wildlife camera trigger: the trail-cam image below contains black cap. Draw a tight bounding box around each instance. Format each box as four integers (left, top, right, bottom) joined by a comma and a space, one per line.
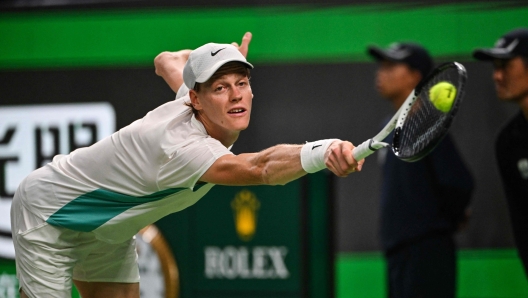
367, 42, 433, 78
473, 28, 528, 60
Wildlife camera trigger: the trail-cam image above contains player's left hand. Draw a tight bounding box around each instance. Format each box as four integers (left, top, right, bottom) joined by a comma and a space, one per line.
324, 140, 364, 177
231, 32, 252, 58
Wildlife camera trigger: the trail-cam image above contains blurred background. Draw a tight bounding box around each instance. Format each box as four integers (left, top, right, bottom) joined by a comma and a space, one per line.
1, 0, 527, 297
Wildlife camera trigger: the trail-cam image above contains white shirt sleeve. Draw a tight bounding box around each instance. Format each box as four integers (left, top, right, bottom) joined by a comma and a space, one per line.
157, 136, 233, 190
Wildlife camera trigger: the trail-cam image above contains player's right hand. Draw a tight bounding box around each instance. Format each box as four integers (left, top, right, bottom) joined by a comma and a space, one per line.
324, 140, 364, 177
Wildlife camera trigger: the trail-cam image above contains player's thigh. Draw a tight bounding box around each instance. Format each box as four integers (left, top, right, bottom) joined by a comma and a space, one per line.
19, 289, 29, 298
73, 236, 139, 283
72, 238, 140, 298
12, 222, 79, 298
73, 281, 139, 298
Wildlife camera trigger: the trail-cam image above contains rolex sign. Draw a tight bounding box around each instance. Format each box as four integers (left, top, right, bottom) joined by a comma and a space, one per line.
186, 183, 303, 294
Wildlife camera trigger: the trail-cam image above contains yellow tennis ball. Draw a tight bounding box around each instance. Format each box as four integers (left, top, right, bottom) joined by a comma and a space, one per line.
429, 81, 457, 113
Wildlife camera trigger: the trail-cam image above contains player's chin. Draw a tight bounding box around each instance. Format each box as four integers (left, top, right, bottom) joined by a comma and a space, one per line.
230, 120, 250, 131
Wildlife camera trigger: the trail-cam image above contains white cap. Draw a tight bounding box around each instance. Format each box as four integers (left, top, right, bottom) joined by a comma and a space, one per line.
183, 43, 253, 89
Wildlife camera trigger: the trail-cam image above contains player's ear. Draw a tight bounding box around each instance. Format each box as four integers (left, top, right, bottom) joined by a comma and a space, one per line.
189, 89, 203, 111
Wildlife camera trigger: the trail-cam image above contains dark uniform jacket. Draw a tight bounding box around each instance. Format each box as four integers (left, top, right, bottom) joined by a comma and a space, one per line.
496, 111, 528, 275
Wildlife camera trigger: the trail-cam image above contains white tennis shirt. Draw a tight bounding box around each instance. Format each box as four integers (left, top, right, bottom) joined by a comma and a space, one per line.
17, 96, 232, 244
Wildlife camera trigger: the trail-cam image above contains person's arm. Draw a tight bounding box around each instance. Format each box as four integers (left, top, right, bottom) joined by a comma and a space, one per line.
154, 32, 253, 93
200, 140, 363, 186
230, 32, 252, 57
154, 49, 191, 93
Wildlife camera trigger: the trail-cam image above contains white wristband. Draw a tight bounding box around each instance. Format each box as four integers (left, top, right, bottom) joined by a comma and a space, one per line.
300, 139, 339, 173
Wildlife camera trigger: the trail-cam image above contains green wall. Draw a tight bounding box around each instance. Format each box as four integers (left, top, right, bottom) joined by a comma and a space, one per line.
1, 2, 528, 69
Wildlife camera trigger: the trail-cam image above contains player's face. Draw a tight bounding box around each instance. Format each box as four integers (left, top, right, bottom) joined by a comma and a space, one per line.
492, 57, 528, 102
194, 73, 253, 139
376, 61, 420, 106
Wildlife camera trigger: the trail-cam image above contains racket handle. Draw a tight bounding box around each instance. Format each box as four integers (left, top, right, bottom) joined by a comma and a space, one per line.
352, 139, 389, 161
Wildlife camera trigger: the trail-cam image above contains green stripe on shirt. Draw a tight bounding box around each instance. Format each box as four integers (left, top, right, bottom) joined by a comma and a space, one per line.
46, 187, 187, 232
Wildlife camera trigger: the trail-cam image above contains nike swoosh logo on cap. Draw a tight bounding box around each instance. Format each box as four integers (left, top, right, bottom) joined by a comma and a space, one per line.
211, 48, 226, 56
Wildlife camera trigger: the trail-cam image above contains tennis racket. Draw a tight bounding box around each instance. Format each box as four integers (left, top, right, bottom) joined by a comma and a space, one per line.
352, 61, 467, 162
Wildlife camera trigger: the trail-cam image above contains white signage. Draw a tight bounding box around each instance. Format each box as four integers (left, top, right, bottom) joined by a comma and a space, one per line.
0, 103, 115, 259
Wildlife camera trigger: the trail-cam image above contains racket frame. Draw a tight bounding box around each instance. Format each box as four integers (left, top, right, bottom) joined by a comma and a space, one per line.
352, 90, 417, 161
352, 62, 466, 161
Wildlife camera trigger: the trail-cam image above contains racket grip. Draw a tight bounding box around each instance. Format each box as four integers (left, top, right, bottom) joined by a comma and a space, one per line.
352, 139, 389, 161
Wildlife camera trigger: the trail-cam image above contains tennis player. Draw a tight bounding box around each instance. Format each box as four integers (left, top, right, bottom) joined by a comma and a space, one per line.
10, 32, 363, 298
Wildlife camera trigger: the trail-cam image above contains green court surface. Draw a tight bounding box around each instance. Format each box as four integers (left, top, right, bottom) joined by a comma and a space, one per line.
336, 249, 528, 298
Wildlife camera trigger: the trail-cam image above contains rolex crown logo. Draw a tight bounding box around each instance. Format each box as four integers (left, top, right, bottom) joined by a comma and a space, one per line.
231, 190, 260, 241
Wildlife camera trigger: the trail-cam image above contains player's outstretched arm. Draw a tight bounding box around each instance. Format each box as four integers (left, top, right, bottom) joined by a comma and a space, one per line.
154, 32, 253, 93
200, 140, 364, 186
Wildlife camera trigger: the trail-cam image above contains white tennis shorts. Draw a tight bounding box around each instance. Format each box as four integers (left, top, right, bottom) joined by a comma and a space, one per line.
10, 188, 140, 298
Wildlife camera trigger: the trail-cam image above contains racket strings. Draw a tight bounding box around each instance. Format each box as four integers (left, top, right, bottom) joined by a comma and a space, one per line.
395, 65, 464, 160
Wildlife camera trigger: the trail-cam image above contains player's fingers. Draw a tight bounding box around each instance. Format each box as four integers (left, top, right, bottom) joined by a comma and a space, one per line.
238, 32, 252, 57
336, 142, 358, 174
345, 143, 364, 172
342, 153, 358, 174
327, 145, 353, 176
325, 150, 343, 177
328, 145, 347, 175
342, 145, 356, 167
338, 151, 353, 174
324, 140, 360, 176
327, 161, 348, 177
356, 159, 365, 171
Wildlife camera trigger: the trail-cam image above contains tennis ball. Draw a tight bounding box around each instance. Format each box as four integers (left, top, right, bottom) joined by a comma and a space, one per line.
429, 81, 457, 113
